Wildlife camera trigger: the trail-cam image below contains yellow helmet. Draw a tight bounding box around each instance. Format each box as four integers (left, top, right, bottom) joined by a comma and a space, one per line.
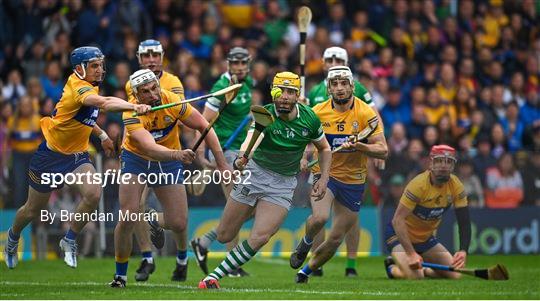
272, 71, 300, 92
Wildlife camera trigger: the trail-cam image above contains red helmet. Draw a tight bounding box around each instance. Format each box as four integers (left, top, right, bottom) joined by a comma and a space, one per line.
429, 145, 457, 161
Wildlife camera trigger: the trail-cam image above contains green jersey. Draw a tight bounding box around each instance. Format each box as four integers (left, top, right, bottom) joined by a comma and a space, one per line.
206, 73, 253, 150
307, 79, 373, 108
252, 103, 324, 176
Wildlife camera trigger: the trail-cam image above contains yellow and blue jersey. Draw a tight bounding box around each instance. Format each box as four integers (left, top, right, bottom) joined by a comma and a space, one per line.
40, 74, 99, 154
8, 115, 42, 152
125, 71, 184, 102
400, 171, 468, 243
311, 97, 382, 184
121, 89, 193, 161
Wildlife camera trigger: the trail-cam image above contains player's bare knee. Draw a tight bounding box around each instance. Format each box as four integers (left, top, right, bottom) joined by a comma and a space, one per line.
248, 232, 271, 249
83, 187, 101, 206
165, 218, 186, 234
311, 213, 329, 229
216, 228, 234, 243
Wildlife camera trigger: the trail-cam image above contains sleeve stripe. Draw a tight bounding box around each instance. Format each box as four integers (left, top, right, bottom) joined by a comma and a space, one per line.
77, 87, 93, 95
405, 190, 421, 203
457, 191, 466, 200
179, 104, 187, 116
123, 118, 140, 125
205, 102, 219, 112
312, 133, 325, 142
171, 87, 184, 94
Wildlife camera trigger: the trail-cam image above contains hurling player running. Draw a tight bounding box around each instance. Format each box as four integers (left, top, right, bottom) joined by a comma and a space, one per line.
198, 72, 331, 289
4, 47, 150, 269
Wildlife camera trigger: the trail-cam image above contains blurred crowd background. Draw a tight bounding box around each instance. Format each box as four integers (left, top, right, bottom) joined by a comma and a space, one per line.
0, 0, 539, 240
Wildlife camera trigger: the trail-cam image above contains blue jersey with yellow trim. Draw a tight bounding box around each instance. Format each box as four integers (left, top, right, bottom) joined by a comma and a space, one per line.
40, 74, 99, 154
122, 89, 193, 161
311, 97, 382, 184
400, 171, 468, 243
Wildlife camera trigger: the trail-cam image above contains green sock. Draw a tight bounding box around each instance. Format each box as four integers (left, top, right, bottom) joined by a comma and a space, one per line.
346, 258, 356, 269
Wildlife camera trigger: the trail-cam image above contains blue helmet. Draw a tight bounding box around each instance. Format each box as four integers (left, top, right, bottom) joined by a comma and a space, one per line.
137, 39, 163, 57
70, 46, 105, 69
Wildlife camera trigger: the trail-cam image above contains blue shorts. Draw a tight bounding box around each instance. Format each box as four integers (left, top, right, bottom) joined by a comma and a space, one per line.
120, 149, 184, 187
384, 222, 439, 254
28, 142, 93, 193
326, 177, 365, 212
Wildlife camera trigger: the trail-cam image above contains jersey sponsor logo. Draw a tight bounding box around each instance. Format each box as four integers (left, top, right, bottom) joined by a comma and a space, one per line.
149, 121, 177, 141
413, 204, 450, 220
73, 106, 99, 127
326, 133, 355, 152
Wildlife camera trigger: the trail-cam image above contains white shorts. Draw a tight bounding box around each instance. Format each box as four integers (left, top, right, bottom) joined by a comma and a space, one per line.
230, 160, 297, 210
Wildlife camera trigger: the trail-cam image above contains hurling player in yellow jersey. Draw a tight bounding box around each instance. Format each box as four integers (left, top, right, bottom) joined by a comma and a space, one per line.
292, 66, 388, 283
384, 145, 471, 280
124, 39, 188, 282
110, 69, 231, 288
3, 47, 150, 270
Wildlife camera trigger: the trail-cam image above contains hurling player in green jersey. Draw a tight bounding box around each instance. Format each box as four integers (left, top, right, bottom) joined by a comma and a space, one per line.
198, 72, 332, 289
191, 47, 254, 277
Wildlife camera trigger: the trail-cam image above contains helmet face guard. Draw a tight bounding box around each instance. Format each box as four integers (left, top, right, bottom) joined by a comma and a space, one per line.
327, 66, 354, 104
70, 46, 105, 86
137, 39, 164, 73
130, 69, 161, 104
429, 145, 457, 183
227, 47, 251, 81
272, 71, 300, 114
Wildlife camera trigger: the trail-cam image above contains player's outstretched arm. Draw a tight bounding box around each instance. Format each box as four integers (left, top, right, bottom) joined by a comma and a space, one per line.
83, 94, 150, 114
192, 106, 220, 168
130, 128, 195, 163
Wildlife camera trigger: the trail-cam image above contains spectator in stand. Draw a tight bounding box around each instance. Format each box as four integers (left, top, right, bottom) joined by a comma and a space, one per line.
2, 69, 26, 106
456, 158, 484, 208
522, 152, 540, 206
382, 174, 406, 209
381, 84, 411, 133
387, 123, 408, 155
40, 61, 64, 103
500, 101, 525, 152
486, 153, 524, 208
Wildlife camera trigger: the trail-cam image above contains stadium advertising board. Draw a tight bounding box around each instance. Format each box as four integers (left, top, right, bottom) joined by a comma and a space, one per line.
381, 207, 540, 255
190, 207, 381, 257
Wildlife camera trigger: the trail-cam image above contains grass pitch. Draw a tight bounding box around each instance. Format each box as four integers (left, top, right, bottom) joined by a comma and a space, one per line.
1, 255, 538, 299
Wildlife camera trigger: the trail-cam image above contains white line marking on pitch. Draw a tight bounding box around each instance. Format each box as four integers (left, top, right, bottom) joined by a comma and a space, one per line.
1, 281, 536, 297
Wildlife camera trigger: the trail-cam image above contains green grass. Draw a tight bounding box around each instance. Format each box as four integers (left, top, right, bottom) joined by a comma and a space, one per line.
1, 255, 538, 299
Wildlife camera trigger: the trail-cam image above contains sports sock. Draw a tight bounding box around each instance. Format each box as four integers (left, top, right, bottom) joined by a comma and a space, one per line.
205, 240, 256, 281
8, 228, 20, 242
142, 251, 153, 263
346, 258, 356, 269
300, 264, 313, 276
115, 257, 129, 281
65, 228, 77, 240
199, 229, 217, 249
297, 235, 313, 253
176, 250, 187, 265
